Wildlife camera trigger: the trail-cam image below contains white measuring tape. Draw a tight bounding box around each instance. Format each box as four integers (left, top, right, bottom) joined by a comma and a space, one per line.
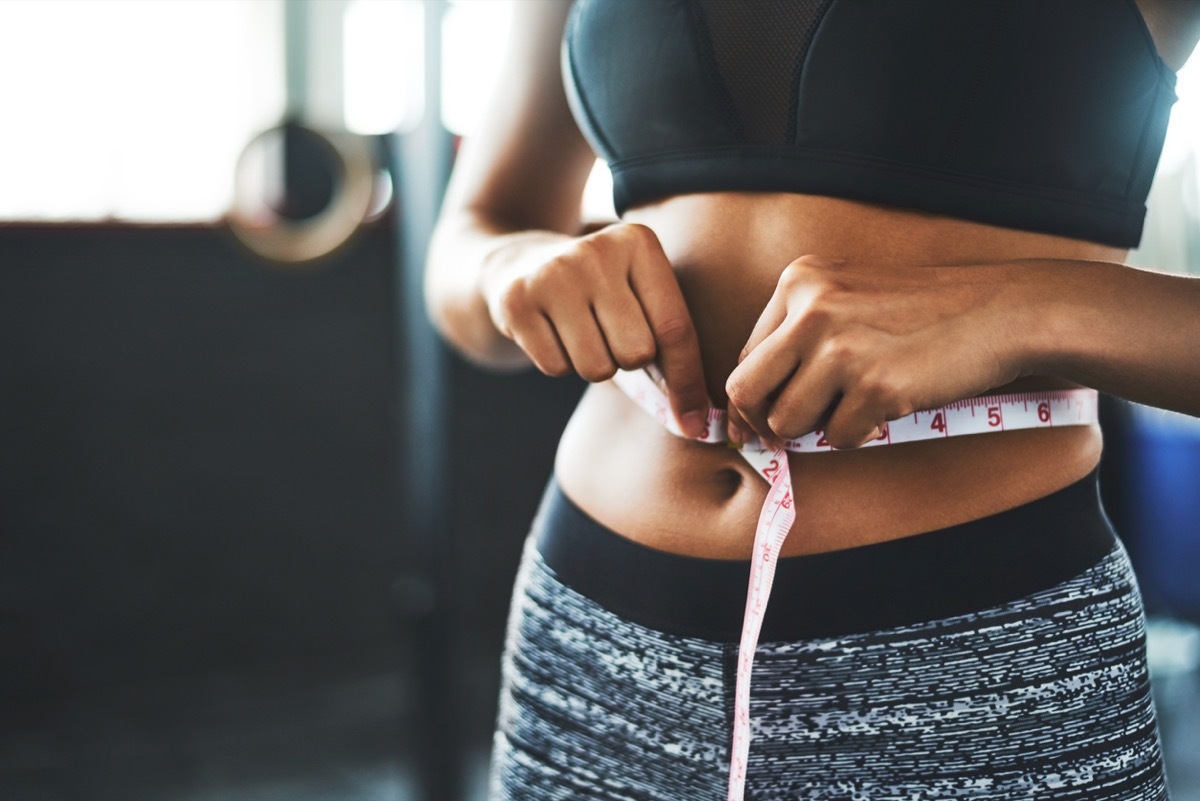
610, 365, 1099, 801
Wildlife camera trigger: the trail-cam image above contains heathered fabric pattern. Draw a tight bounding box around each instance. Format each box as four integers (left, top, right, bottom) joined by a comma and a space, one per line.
489, 535, 1168, 800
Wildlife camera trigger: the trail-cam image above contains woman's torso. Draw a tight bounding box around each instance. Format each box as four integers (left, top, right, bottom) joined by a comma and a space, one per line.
555, 193, 1125, 559
552, 0, 1194, 560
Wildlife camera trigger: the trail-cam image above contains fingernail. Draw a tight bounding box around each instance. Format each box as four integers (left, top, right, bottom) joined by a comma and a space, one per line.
727, 424, 743, 447
681, 411, 706, 439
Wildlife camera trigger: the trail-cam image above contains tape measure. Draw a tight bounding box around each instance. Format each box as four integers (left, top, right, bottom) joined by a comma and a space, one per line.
610, 366, 1099, 801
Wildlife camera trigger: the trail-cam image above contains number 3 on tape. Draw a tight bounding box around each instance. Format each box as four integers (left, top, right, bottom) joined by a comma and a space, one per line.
609, 367, 1098, 801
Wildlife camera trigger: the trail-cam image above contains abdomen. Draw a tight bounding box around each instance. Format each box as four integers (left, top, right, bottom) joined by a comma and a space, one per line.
555, 192, 1121, 559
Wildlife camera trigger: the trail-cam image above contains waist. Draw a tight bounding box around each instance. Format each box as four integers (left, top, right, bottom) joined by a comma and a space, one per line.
536, 463, 1117, 642
556, 192, 1116, 557
555, 379, 1104, 559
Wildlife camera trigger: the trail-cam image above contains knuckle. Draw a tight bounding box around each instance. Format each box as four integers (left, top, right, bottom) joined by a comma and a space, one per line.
621, 222, 659, 251
779, 260, 810, 289
527, 258, 569, 294
578, 361, 617, 383
560, 252, 602, 286
567, 240, 622, 290
725, 376, 750, 408
826, 428, 861, 450
653, 316, 695, 349
572, 233, 608, 262
614, 340, 656, 370
857, 370, 896, 406
781, 255, 836, 287
863, 372, 913, 419
799, 303, 834, 331
766, 410, 794, 439
797, 253, 845, 270
535, 355, 571, 378
497, 283, 531, 327
818, 335, 853, 364
724, 377, 743, 405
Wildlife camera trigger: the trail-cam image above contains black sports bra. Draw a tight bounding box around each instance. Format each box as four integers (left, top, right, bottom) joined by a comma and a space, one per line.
561, 0, 1179, 248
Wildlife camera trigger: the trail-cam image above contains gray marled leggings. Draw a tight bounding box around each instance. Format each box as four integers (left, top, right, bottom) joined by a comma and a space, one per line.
489, 469, 1169, 800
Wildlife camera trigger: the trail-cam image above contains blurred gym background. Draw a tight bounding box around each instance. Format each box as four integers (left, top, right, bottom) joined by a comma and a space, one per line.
0, 2, 1197, 800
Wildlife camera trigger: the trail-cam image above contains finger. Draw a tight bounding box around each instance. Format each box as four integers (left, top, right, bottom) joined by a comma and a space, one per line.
549, 298, 618, 383
825, 361, 916, 449
592, 289, 657, 371
736, 290, 788, 365
629, 258, 709, 438
725, 323, 804, 440
725, 282, 791, 443
725, 402, 750, 447
764, 354, 844, 440
822, 392, 885, 450
510, 312, 572, 376
738, 253, 839, 368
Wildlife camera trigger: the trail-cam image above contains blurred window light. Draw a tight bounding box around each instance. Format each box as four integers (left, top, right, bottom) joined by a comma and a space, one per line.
439, 0, 614, 221
582, 160, 617, 222
1133, 56, 1200, 275
441, 0, 513, 137
1157, 57, 1200, 174
0, 0, 285, 223
344, 0, 424, 135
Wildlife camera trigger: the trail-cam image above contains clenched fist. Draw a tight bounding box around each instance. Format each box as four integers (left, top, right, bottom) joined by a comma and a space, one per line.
481, 222, 711, 438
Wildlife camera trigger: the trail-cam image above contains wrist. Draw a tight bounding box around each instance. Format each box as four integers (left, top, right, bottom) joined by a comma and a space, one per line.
1003, 258, 1107, 381
476, 229, 574, 306
470, 230, 577, 369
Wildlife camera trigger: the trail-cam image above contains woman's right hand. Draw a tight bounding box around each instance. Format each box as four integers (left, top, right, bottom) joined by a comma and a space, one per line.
479, 222, 711, 438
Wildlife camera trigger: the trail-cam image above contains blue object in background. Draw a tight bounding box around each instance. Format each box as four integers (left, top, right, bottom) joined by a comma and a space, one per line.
1126, 405, 1200, 622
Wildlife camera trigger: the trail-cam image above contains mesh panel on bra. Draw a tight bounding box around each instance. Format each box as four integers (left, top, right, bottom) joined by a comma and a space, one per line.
694, 0, 834, 145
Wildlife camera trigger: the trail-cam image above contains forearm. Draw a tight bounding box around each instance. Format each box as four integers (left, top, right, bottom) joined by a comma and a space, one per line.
1018, 258, 1200, 416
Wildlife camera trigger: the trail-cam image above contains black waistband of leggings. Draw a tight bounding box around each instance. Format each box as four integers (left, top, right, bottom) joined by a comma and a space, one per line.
534, 466, 1117, 642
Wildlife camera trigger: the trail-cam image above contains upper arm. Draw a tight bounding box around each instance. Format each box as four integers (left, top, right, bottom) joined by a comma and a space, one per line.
1170, 4, 1200, 70
1138, 0, 1200, 71
438, 0, 599, 235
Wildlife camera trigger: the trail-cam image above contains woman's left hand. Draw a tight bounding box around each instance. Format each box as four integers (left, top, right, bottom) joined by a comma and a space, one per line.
724, 255, 1030, 449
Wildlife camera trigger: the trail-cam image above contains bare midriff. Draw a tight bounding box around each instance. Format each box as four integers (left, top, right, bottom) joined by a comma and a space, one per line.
554, 192, 1126, 560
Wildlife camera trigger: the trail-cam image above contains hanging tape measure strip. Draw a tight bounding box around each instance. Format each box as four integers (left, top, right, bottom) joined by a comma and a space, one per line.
609, 366, 1099, 801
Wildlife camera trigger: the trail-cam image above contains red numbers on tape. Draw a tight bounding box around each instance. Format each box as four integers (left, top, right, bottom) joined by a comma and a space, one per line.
606, 367, 1098, 801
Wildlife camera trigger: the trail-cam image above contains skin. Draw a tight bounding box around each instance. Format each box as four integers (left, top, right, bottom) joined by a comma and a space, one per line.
426, 0, 1200, 560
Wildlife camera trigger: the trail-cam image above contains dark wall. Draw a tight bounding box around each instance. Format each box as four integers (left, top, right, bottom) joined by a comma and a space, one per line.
0, 223, 401, 702
0, 220, 585, 776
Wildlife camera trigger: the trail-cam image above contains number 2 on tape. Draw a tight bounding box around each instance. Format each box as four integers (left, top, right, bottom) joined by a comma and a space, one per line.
608, 366, 1098, 801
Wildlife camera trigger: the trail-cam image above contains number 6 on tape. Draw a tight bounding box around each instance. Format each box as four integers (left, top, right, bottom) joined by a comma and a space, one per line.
610, 366, 1098, 801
